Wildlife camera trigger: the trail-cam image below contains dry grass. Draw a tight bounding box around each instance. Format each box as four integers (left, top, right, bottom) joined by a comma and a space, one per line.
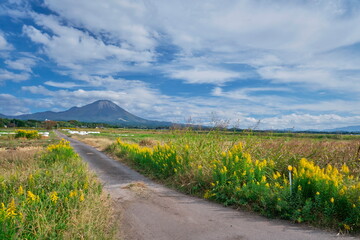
138, 138, 158, 147
0, 146, 42, 177
64, 189, 117, 239
242, 138, 360, 175
72, 136, 115, 151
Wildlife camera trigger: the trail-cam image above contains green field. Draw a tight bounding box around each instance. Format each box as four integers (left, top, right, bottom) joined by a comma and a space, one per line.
69, 127, 360, 233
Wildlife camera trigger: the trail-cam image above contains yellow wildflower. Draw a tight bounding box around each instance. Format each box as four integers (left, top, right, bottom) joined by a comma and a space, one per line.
6, 198, 17, 218
27, 191, 39, 202
288, 165, 293, 172
50, 191, 58, 203
341, 164, 350, 174
18, 186, 24, 195
261, 175, 267, 182
69, 190, 77, 198
330, 197, 334, 203
79, 193, 85, 202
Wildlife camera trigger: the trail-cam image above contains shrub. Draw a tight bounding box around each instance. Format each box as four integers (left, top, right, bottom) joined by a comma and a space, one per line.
15, 130, 40, 139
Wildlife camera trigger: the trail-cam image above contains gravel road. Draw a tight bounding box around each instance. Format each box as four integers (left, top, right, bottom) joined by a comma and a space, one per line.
57, 132, 357, 240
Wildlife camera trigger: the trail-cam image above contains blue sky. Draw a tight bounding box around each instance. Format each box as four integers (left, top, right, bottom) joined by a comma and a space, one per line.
1, 0, 360, 130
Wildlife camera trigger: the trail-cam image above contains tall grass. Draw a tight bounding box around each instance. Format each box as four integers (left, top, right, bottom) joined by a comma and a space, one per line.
0, 139, 116, 239
109, 130, 360, 233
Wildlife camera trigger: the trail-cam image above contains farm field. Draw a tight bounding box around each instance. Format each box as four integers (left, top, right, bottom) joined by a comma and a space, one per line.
0, 129, 116, 239
67, 127, 360, 233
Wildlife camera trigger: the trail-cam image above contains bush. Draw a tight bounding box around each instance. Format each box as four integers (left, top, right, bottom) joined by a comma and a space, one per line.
15, 130, 40, 139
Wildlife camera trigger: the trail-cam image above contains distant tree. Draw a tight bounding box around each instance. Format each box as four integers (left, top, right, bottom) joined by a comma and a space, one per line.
43, 120, 57, 130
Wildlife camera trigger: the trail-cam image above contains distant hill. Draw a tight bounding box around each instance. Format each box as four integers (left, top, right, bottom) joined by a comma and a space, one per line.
323, 125, 360, 133
1, 100, 173, 128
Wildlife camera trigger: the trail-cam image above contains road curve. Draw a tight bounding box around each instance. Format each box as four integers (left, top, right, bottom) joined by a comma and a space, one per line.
57, 131, 356, 240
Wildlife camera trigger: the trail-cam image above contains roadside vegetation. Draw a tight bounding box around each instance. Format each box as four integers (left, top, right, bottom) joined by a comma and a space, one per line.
0, 130, 116, 239
94, 128, 360, 233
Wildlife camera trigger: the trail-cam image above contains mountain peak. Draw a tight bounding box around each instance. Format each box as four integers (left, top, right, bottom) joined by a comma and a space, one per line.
1, 100, 173, 128
92, 100, 118, 109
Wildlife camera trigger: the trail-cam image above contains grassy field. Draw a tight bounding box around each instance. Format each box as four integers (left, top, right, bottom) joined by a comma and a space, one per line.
69, 128, 360, 233
0, 130, 116, 239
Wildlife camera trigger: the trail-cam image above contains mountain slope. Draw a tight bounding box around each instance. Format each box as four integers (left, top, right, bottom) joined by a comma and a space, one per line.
324, 125, 360, 132
3, 100, 172, 127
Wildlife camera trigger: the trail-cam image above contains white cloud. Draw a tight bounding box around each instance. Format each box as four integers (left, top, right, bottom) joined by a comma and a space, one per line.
0, 32, 12, 50
43, 0, 157, 51
3, 0, 360, 129
0, 69, 30, 82
15, 82, 360, 130
5, 57, 36, 72
44, 81, 80, 88
257, 65, 360, 92
259, 114, 360, 130
0, 94, 30, 115
168, 67, 243, 85
23, 13, 154, 75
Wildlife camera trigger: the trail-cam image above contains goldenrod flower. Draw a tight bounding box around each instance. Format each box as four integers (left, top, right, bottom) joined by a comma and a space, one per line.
69, 190, 77, 198
6, 198, 17, 218
18, 186, 24, 195
261, 175, 267, 182
27, 191, 39, 202
50, 191, 58, 203
79, 193, 85, 202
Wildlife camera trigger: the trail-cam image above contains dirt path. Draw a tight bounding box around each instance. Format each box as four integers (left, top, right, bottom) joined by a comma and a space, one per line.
57, 132, 356, 240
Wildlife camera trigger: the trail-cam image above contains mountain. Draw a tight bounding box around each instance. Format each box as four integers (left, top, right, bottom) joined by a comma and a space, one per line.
323, 125, 360, 133
2, 100, 172, 128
